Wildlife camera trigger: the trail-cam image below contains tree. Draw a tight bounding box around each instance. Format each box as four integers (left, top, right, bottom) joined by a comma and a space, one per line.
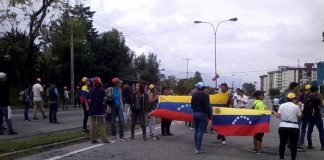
172, 71, 203, 95
268, 88, 281, 99
133, 53, 160, 84
242, 83, 256, 97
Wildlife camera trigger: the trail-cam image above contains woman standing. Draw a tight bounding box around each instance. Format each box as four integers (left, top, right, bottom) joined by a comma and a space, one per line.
130, 83, 147, 141
89, 77, 109, 143
273, 93, 301, 160
252, 91, 267, 154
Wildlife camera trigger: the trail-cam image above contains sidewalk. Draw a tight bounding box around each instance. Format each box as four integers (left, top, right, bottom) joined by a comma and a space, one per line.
0, 106, 84, 141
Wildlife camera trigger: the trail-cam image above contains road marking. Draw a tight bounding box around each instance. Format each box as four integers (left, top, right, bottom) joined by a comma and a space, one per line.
45, 144, 104, 160
45, 121, 183, 160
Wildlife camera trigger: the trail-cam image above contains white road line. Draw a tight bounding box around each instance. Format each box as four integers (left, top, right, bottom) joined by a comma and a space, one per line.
45, 144, 104, 160
45, 121, 183, 160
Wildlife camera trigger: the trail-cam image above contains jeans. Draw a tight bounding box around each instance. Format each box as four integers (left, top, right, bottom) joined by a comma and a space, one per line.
49, 102, 58, 122
149, 116, 156, 136
193, 112, 207, 151
298, 116, 309, 145
0, 107, 13, 131
111, 107, 124, 138
307, 116, 324, 147
279, 127, 299, 160
131, 111, 146, 135
161, 118, 172, 135
82, 103, 89, 130
23, 100, 30, 121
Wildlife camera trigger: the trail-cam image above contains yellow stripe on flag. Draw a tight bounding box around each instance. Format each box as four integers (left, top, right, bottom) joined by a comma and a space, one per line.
159, 94, 230, 105
213, 107, 271, 116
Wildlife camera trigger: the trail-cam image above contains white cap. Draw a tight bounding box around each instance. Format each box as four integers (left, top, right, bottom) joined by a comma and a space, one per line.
0, 72, 7, 79
195, 82, 205, 89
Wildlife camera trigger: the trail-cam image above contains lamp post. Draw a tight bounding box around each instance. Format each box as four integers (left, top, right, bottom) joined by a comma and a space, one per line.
194, 17, 238, 92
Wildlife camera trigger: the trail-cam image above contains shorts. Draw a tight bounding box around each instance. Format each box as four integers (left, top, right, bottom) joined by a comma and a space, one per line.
254, 133, 264, 142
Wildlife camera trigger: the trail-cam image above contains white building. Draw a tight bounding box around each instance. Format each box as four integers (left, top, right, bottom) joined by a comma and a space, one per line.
259, 75, 269, 93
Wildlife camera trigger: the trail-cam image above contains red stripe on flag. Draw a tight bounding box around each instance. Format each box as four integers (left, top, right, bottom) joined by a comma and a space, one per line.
149, 109, 193, 122
212, 123, 270, 136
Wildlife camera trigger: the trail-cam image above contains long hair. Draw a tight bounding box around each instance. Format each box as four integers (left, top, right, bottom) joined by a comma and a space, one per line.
136, 83, 145, 94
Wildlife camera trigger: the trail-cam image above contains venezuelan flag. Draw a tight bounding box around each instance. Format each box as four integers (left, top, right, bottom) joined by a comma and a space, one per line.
212, 107, 271, 136
149, 94, 230, 122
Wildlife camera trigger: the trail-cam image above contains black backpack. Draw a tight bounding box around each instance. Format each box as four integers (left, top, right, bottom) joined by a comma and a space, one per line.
302, 95, 314, 117
49, 87, 57, 101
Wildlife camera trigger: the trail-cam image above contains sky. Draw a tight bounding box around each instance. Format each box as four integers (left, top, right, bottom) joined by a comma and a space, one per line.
85, 0, 324, 89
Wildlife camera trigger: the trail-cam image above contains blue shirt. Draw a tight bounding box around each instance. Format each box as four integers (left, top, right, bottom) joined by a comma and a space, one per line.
113, 87, 121, 108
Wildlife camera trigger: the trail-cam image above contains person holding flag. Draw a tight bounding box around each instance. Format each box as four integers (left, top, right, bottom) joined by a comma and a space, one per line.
191, 82, 211, 154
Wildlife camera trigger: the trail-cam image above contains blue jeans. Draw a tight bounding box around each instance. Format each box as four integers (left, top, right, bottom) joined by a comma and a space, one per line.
49, 102, 58, 122
193, 112, 207, 151
111, 107, 124, 138
131, 111, 146, 134
23, 100, 30, 121
307, 116, 324, 147
298, 116, 309, 145
0, 107, 13, 131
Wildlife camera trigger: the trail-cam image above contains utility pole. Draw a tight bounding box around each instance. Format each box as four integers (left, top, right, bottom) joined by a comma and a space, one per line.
183, 58, 192, 79
70, 30, 74, 105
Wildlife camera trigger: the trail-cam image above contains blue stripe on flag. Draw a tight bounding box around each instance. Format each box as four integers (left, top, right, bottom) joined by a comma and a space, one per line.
212, 115, 270, 125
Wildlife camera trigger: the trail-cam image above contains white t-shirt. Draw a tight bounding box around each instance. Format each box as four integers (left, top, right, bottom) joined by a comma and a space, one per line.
32, 83, 44, 101
278, 102, 301, 128
234, 95, 248, 108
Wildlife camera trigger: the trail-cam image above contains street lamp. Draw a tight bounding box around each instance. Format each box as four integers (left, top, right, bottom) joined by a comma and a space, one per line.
194, 17, 238, 92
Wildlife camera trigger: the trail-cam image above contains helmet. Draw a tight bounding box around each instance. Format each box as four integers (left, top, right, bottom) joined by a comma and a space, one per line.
194, 82, 205, 89
112, 77, 122, 85
149, 84, 155, 89
305, 84, 311, 90
0, 72, 6, 79
81, 77, 88, 83
92, 77, 102, 86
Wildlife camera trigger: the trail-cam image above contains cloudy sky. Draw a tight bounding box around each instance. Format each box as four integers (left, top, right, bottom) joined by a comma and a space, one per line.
86, 0, 324, 89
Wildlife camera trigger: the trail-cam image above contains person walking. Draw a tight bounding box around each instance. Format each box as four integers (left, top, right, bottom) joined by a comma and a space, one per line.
80, 77, 91, 133
273, 93, 302, 160
32, 78, 47, 120
89, 77, 110, 144
62, 86, 69, 110
191, 82, 211, 154
252, 90, 268, 155
305, 86, 324, 150
19, 82, 32, 122
217, 83, 233, 145
161, 86, 173, 136
148, 84, 160, 140
0, 72, 17, 135
107, 77, 126, 141
48, 82, 59, 124
130, 83, 147, 141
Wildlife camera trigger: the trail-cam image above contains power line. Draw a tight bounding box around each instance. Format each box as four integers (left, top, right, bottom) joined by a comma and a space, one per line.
182, 58, 192, 79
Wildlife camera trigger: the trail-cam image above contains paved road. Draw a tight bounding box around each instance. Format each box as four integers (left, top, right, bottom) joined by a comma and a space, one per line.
19, 117, 323, 160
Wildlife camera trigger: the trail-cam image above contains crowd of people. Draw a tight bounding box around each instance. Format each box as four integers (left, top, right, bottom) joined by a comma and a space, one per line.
0, 71, 323, 160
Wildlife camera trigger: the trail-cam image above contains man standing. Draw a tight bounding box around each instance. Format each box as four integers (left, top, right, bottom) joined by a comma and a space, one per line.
0, 72, 17, 135
191, 82, 211, 154
161, 87, 173, 136
107, 77, 126, 141
48, 82, 59, 123
32, 78, 47, 120
217, 83, 233, 145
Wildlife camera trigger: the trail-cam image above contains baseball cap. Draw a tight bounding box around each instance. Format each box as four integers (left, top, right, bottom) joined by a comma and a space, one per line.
195, 82, 205, 89
149, 84, 155, 89
305, 84, 311, 90
0, 72, 7, 79
287, 93, 296, 99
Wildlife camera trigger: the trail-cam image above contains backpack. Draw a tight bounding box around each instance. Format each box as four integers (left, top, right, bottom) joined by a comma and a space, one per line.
302, 95, 314, 117
48, 87, 57, 101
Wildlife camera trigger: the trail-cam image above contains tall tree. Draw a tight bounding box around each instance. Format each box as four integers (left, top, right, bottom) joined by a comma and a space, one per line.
242, 83, 256, 97
133, 53, 160, 84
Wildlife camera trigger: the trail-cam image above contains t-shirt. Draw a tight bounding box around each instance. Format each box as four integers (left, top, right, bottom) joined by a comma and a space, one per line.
80, 85, 90, 103
32, 83, 44, 102
234, 95, 248, 108
278, 102, 301, 128
112, 87, 121, 108
253, 100, 267, 110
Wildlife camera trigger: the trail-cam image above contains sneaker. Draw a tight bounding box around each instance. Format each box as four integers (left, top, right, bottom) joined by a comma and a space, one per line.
33, 117, 39, 120
153, 135, 160, 140
256, 151, 267, 155
194, 150, 205, 154
91, 140, 98, 144
307, 146, 315, 150
81, 129, 89, 133
120, 137, 127, 141
8, 130, 17, 135
222, 140, 226, 145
